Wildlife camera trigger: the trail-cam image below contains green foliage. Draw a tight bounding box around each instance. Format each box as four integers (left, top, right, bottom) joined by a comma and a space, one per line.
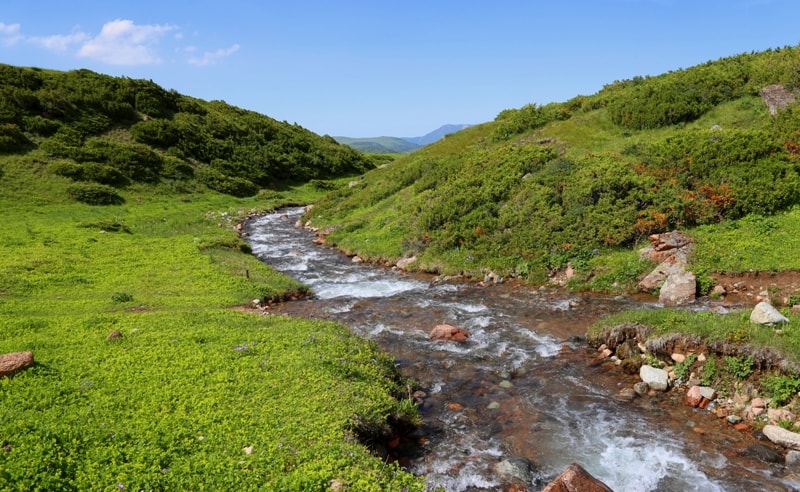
491, 102, 571, 141
673, 353, 697, 380
761, 375, 800, 406
694, 266, 716, 296
0, 63, 374, 199
607, 58, 748, 129
0, 170, 425, 490
644, 353, 663, 368
701, 357, 718, 386
307, 46, 800, 284
0, 123, 30, 152
49, 160, 129, 187
66, 182, 124, 205
197, 167, 259, 197
111, 291, 134, 302
725, 355, 754, 380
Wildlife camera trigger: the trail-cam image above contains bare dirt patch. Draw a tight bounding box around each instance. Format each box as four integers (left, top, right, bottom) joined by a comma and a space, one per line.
711, 270, 800, 305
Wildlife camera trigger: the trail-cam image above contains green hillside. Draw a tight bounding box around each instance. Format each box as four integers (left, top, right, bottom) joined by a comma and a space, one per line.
305, 46, 800, 291
0, 67, 426, 490
0, 64, 376, 201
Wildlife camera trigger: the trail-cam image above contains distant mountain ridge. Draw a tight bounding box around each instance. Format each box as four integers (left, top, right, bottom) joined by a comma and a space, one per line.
334, 124, 472, 153
402, 124, 472, 146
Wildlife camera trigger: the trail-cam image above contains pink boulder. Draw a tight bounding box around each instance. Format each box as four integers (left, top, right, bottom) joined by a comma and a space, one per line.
429, 324, 471, 343
0, 351, 34, 377
542, 463, 614, 492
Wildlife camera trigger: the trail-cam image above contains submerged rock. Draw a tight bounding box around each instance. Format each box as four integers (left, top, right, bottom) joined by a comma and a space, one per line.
542, 462, 613, 492
494, 456, 534, 485
741, 443, 783, 464
429, 324, 471, 343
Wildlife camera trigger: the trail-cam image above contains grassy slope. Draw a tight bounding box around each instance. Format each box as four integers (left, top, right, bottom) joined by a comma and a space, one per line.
307, 70, 800, 287
303, 49, 800, 392
0, 153, 425, 491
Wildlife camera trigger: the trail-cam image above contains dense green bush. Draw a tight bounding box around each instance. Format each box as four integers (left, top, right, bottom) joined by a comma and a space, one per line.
83, 140, 164, 183
197, 167, 259, 197
66, 182, 125, 205
0, 123, 30, 152
50, 160, 129, 186
491, 102, 571, 141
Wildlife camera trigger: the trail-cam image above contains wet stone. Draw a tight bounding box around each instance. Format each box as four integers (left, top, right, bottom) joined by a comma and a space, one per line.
494, 456, 534, 485
741, 444, 783, 464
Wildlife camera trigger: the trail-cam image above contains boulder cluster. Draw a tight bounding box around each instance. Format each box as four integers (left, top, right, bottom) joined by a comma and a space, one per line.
637, 230, 696, 306
593, 303, 800, 476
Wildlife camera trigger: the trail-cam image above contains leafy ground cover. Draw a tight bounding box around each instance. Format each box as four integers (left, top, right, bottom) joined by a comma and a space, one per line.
0, 156, 426, 490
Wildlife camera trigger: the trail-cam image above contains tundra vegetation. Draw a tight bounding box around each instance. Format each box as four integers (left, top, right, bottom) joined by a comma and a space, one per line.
3, 45, 800, 489
305, 47, 800, 405
0, 64, 425, 490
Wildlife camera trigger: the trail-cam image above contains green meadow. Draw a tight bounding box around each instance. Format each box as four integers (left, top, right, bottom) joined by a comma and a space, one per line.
4, 45, 800, 489
0, 156, 426, 490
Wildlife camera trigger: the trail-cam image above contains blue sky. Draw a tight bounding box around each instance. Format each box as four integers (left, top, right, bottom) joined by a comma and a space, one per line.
1, 1, 799, 137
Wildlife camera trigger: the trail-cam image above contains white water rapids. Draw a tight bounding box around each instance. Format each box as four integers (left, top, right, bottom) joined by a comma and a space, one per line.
245, 207, 794, 492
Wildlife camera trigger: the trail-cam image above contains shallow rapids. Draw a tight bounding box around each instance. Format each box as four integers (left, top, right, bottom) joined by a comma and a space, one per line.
245, 207, 795, 492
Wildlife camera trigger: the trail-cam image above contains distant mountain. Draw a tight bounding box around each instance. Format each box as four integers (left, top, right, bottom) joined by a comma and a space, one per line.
403, 124, 472, 146
335, 124, 472, 153
333, 136, 421, 154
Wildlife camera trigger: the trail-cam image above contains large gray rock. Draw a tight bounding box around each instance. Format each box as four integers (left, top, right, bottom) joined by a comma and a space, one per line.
763, 424, 800, 450
750, 301, 790, 325
638, 259, 685, 293
659, 269, 696, 306
494, 456, 534, 485
787, 450, 800, 470
395, 256, 417, 271
640, 364, 669, 391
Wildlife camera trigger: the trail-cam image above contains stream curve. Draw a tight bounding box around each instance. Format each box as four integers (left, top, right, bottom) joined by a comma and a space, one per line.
244, 207, 795, 492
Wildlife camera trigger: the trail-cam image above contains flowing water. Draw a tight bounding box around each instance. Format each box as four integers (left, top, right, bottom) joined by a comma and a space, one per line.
244, 207, 797, 492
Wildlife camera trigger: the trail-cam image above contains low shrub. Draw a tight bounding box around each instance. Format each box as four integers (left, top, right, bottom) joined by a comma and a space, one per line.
762, 375, 800, 407
66, 182, 124, 205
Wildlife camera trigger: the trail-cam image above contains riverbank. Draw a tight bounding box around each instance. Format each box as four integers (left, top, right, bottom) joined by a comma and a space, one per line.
586, 296, 800, 483
0, 188, 428, 490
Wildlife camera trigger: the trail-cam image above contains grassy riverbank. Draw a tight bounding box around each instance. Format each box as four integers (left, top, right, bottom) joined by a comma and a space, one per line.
0, 157, 426, 490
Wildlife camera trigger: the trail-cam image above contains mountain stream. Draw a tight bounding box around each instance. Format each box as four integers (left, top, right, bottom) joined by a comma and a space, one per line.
244, 207, 797, 492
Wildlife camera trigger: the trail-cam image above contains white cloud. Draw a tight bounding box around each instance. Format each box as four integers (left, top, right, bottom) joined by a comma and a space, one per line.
3, 19, 239, 68
0, 22, 23, 46
29, 31, 90, 53
187, 44, 240, 67
77, 19, 176, 65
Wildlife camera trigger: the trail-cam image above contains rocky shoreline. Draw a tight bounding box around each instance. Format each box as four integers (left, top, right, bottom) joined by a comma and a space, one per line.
588, 310, 800, 483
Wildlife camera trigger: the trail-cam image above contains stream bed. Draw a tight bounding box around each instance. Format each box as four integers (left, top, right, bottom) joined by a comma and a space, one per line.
244, 207, 796, 491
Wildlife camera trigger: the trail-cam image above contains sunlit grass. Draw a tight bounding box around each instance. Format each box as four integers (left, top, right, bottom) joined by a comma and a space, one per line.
0, 159, 426, 490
